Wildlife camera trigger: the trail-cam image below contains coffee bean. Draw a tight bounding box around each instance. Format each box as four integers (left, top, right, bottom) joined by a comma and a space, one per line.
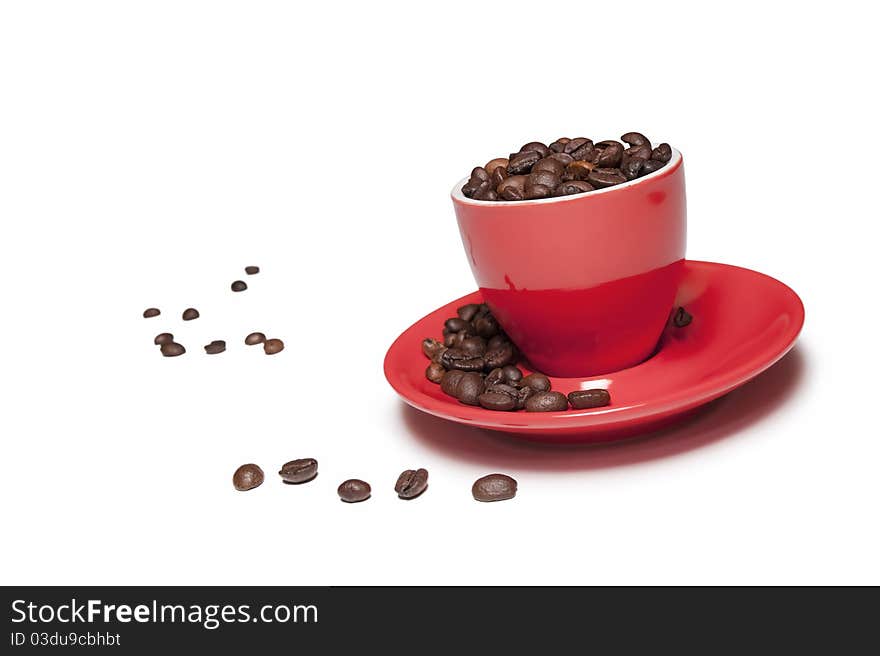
528, 169, 561, 190
245, 265, 260, 275
485, 383, 519, 399
555, 180, 595, 196
471, 166, 490, 182
519, 141, 551, 158
426, 362, 445, 383
621, 157, 646, 180
587, 168, 627, 188
278, 458, 318, 484
478, 391, 516, 411
490, 166, 508, 189
501, 365, 523, 384
231, 280, 247, 292
160, 342, 186, 357
549, 152, 574, 166
521, 373, 551, 392
484, 342, 515, 369
445, 317, 471, 333
204, 340, 226, 354
484, 158, 509, 176
233, 464, 264, 491
592, 141, 624, 168
441, 348, 484, 372
549, 138, 571, 152
485, 368, 505, 386
154, 332, 174, 345
625, 144, 653, 161
182, 308, 199, 321
395, 468, 429, 499
456, 372, 485, 405
524, 183, 552, 200
497, 175, 528, 200
621, 132, 650, 147
568, 389, 611, 409
563, 137, 592, 155
525, 391, 569, 412
338, 479, 371, 503
516, 385, 534, 409
143, 308, 160, 318
473, 183, 498, 201
472, 474, 517, 502
532, 157, 565, 176
640, 159, 666, 175
474, 314, 500, 338
460, 336, 487, 356
507, 151, 541, 175
565, 160, 595, 180
673, 307, 693, 327
569, 143, 594, 161
486, 334, 508, 351
440, 369, 466, 396
421, 336, 445, 358
263, 338, 284, 354
652, 143, 672, 163
246, 332, 267, 345
457, 303, 481, 322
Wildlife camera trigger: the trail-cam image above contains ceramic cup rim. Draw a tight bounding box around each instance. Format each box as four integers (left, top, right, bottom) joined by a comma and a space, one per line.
450, 147, 682, 207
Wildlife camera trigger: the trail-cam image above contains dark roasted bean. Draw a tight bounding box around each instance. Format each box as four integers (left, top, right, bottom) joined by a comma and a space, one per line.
245, 332, 266, 345
245, 265, 260, 275
673, 307, 693, 327
625, 145, 653, 162
549, 138, 570, 153
641, 159, 665, 175
478, 391, 516, 411
472, 474, 517, 502
460, 336, 487, 356
231, 280, 247, 292
525, 391, 569, 412
445, 317, 472, 333
471, 166, 490, 182
501, 365, 523, 384
279, 458, 318, 484
485, 368, 505, 386
484, 383, 519, 400
154, 332, 173, 345
484, 158, 509, 176
484, 342, 515, 369
338, 479, 371, 503
565, 160, 595, 180
621, 132, 650, 147
497, 174, 528, 200
440, 369, 466, 396
160, 342, 186, 357
204, 340, 226, 354
564, 137, 592, 155
521, 373, 551, 392
490, 166, 508, 189
519, 141, 551, 158
143, 308, 160, 318
182, 308, 199, 321
426, 362, 446, 383
395, 468, 429, 499
441, 348, 484, 372
528, 169, 561, 190
549, 152, 574, 166
507, 150, 541, 175
456, 372, 485, 405
473, 184, 498, 201
532, 157, 565, 176
570, 143, 594, 161
516, 385, 534, 409
652, 143, 672, 162
524, 183, 552, 200
587, 168, 628, 188
555, 180, 595, 196
474, 314, 500, 338
233, 464, 264, 491
263, 338, 284, 354
457, 304, 481, 322
487, 334, 508, 350
621, 157, 646, 180
592, 141, 624, 168
568, 389, 611, 409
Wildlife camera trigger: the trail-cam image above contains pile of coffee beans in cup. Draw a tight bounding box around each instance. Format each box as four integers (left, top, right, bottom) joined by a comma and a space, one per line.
422, 302, 612, 412
461, 132, 673, 201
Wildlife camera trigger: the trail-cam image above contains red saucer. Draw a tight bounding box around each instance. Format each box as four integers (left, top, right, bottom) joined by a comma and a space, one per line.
384, 261, 804, 444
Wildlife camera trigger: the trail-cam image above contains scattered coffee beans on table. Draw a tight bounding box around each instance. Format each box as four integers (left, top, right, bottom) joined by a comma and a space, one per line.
204, 340, 226, 355
461, 132, 673, 201
160, 341, 186, 357
182, 308, 200, 321
568, 389, 611, 410
263, 338, 284, 355
279, 458, 318, 484
245, 332, 266, 345
231, 280, 247, 292
233, 464, 264, 491
472, 474, 517, 502
338, 479, 371, 503
154, 332, 174, 345
421, 303, 612, 413
395, 468, 429, 500
143, 307, 160, 318
245, 266, 260, 275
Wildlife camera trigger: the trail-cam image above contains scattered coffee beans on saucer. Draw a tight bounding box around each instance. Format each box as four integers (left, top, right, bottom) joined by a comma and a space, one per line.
160, 342, 186, 357
338, 479, 371, 503
182, 307, 200, 321
245, 332, 266, 345
279, 458, 318, 484
245, 266, 260, 275
472, 474, 517, 502
204, 340, 226, 355
154, 332, 174, 345
263, 338, 284, 355
421, 303, 612, 413
395, 468, 429, 500
462, 132, 673, 201
233, 464, 264, 491
143, 307, 160, 318
231, 280, 247, 292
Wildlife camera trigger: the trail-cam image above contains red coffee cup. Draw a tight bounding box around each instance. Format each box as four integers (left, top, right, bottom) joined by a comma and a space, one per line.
451, 150, 686, 377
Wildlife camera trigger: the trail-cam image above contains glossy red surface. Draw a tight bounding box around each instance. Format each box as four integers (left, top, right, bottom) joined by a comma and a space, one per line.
384, 261, 805, 444
452, 151, 687, 377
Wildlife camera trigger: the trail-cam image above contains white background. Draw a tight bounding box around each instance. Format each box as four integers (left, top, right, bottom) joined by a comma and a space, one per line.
1, 1, 877, 585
